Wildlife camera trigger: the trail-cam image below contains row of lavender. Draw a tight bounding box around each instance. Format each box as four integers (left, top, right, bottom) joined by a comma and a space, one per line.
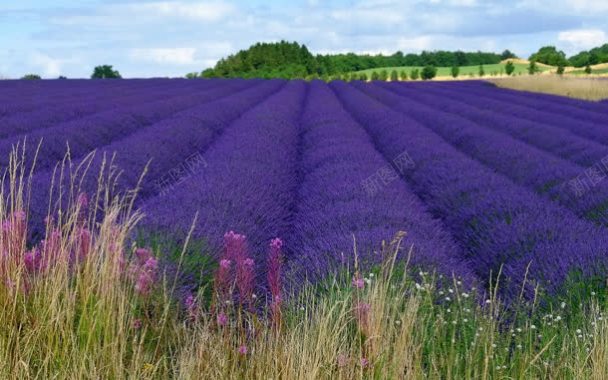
3, 78, 608, 297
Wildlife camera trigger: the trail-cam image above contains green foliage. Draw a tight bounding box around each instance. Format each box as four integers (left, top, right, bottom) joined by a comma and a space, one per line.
556, 64, 565, 75
478, 64, 485, 77
185, 72, 200, 79
400, 70, 408, 80
201, 41, 504, 79
379, 69, 388, 81
91, 65, 121, 79
568, 43, 608, 67
585, 64, 592, 74
359, 73, 368, 81
390, 70, 399, 81
420, 66, 437, 80
410, 68, 420, 80
500, 49, 518, 60
451, 65, 459, 78
21, 74, 41, 80
371, 71, 380, 81
529, 46, 568, 66
505, 61, 515, 76
528, 60, 538, 75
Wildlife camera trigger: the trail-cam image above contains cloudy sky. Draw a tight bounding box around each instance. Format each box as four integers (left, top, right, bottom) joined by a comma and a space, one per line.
1, 0, 607, 78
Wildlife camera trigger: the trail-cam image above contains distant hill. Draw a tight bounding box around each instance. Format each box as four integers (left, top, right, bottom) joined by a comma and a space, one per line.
199, 41, 506, 79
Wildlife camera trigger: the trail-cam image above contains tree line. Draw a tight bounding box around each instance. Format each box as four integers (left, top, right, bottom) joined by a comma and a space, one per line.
195, 41, 513, 79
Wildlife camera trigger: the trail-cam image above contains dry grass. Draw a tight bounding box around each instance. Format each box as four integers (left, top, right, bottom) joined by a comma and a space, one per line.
2, 147, 608, 379
489, 75, 608, 101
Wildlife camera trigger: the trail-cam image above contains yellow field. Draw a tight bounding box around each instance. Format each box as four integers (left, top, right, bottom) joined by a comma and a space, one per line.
489, 75, 608, 101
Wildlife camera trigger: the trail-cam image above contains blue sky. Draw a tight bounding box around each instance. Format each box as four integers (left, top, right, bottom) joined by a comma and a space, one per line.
1, 0, 607, 78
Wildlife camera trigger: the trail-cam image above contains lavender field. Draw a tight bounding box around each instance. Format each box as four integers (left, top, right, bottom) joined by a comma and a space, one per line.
3, 78, 608, 296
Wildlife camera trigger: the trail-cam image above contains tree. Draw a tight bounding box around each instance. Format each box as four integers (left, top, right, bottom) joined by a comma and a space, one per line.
501, 49, 517, 60
58, 75, 67, 80
390, 70, 399, 81
529, 46, 568, 66
478, 64, 485, 77
379, 69, 388, 81
400, 70, 408, 80
185, 72, 200, 79
91, 65, 121, 79
421, 66, 437, 80
451, 66, 460, 78
556, 64, 565, 75
585, 64, 592, 74
410, 69, 420, 80
360, 73, 368, 81
505, 61, 515, 76
371, 71, 380, 81
528, 60, 537, 75
21, 74, 41, 80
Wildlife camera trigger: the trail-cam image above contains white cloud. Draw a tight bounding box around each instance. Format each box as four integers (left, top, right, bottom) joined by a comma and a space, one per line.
30, 52, 64, 77
134, 1, 235, 22
130, 48, 198, 65
565, 0, 608, 12
558, 29, 607, 52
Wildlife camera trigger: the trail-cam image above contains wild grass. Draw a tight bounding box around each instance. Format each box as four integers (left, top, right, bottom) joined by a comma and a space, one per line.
1, 148, 608, 379
489, 75, 608, 101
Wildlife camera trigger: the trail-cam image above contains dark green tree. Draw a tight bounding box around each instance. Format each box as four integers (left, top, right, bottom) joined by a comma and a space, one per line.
21, 74, 41, 80
478, 64, 485, 77
410, 69, 420, 80
421, 66, 437, 80
500, 49, 518, 60
528, 60, 538, 75
451, 66, 459, 78
556, 64, 565, 75
529, 46, 568, 66
400, 70, 408, 80
505, 61, 515, 76
91, 65, 121, 79
585, 64, 592, 74
360, 73, 368, 81
379, 69, 388, 81
371, 71, 380, 81
390, 70, 399, 81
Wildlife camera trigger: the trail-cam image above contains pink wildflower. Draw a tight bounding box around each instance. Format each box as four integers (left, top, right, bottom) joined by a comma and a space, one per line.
184, 293, 198, 321
76, 227, 92, 263
236, 255, 255, 308
132, 319, 143, 330
40, 229, 62, 271
223, 231, 247, 262
214, 259, 232, 303
360, 357, 369, 368
267, 237, 283, 301
352, 273, 365, 289
134, 257, 158, 296
238, 345, 248, 355
220, 259, 231, 269
337, 353, 349, 368
217, 312, 228, 326
135, 248, 153, 265
24, 248, 41, 273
